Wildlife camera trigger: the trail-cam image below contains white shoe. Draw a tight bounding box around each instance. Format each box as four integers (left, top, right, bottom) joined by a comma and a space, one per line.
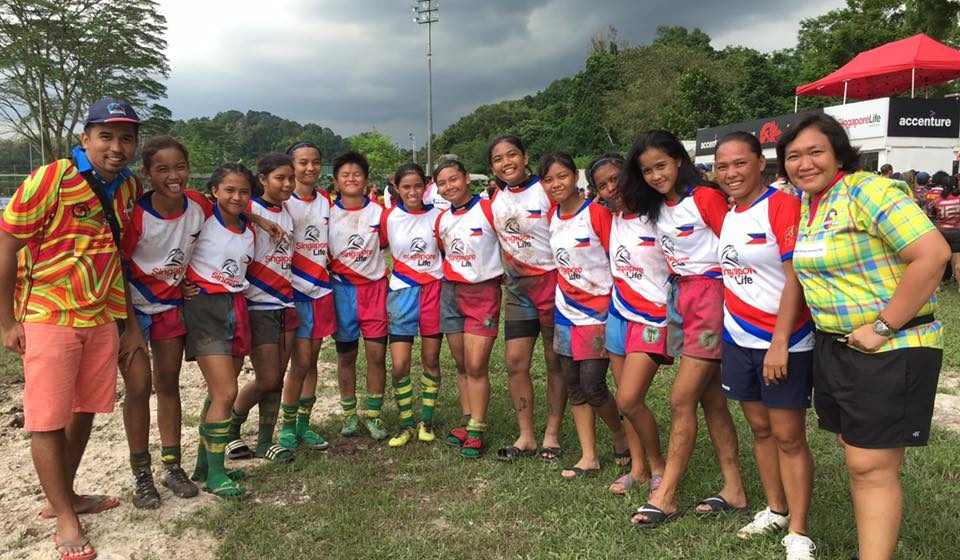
782, 533, 816, 560
737, 506, 790, 539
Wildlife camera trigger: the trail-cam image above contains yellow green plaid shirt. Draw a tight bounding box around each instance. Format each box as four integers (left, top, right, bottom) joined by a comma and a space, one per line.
793, 171, 941, 352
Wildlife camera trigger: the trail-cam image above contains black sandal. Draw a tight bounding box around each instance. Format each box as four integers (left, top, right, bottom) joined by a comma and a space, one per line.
538, 446, 562, 462
495, 446, 536, 462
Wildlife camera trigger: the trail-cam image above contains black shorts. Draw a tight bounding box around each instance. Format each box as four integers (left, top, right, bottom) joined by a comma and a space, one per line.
812, 331, 942, 449
941, 228, 960, 253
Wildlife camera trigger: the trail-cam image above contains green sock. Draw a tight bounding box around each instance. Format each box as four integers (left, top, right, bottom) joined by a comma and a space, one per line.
420, 372, 440, 425
341, 396, 358, 418
393, 376, 415, 427
296, 396, 316, 437
204, 419, 232, 489
130, 451, 151, 473
366, 393, 384, 419
280, 402, 298, 431
192, 397, 212, 479
160, 445, 181, 466
466, 418, 487, 439
228, 408, 247, 441
256, 392, 281, 455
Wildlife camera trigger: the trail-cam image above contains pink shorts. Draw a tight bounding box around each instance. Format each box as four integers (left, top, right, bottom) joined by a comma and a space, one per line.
676, 275, 723, 360
553, 323, 608, 360
503, 269, 556, 327
388, 280, 441, 337
135, 306, 187, 342
440, 279, 502, 337
22, 322, 119, 432
332, 278, 389, 342
295, 293, 336, 340
625, 322, 674, 365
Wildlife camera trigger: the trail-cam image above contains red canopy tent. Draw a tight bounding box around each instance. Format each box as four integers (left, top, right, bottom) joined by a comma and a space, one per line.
795, 33, 960, 102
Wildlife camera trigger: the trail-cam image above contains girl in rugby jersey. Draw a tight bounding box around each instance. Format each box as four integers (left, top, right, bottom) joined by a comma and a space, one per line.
715, 132, 815, 556
433, 159, 503, 458
540, 152, 627, 479
487, 134, 566, 462
621, 130, 746, 527
328, 151, 390, 440
380, 163, 444, 447
278, 142, 334, 452
183, 163, 258, 498
119, 136, 205, 506
226, 154, 298, 464
588, 154, 670, 497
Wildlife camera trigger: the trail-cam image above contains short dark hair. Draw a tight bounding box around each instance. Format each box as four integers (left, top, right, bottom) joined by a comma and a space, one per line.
775, 113, 861, 181
332, 151, 370, 178
141, 135, 189, 171
620, 130, 706, 222
717, 131, 762, 158
537, 151, 577, 179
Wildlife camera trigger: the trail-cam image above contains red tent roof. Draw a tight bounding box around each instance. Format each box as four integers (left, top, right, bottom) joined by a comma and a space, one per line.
796, 33, 960, 99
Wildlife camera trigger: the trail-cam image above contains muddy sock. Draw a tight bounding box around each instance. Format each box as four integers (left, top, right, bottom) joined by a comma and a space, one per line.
296, 396, 316, 437
392, 376, 415, 427
160, 445, 181, 467
366, 393, 384, 419
341, 396, 357, 418
130, 451, 151, 474
204, 419, 233, 489
227, 408, 247, 441
420, 372, 440, 425
280, 402, 298, 431
255, 391, 281, 455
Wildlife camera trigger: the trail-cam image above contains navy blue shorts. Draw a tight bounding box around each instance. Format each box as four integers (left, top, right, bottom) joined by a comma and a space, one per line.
720, 342, 812, 409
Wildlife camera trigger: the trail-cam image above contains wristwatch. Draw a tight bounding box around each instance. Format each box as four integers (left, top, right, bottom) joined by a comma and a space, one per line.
872, 317, 896, 338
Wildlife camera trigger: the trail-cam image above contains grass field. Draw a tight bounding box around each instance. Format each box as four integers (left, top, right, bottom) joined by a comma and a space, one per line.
2, 292, 958, 559
180, 290, 960, 560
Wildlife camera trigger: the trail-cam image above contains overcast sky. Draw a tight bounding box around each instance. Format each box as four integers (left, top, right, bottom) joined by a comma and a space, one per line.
160, 0, 843, 145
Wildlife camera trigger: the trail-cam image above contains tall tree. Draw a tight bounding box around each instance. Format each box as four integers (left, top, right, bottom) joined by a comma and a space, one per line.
346, 130, 401, 182
0, 0, 169, 160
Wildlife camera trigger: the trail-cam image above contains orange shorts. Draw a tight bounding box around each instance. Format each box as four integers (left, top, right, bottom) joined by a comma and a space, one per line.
22, 322, 119, 432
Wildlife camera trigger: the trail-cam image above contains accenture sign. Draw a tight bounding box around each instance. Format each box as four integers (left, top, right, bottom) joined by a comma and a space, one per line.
887, 98, 959, 138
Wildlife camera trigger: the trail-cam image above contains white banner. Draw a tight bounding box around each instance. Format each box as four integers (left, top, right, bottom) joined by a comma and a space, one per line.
824, 98, 889, 141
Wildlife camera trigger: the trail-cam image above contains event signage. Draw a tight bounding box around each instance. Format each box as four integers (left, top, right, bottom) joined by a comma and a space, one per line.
823, 98, 889, 140
695, 111, 821, 156
887, 98, 960, 138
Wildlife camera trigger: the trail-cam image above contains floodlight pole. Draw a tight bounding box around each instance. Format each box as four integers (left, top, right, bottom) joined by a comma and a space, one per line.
413, 1, 438, 175
410, 132, 416, 164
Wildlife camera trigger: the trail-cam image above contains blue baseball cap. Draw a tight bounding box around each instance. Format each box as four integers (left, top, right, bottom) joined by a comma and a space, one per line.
84, 97, 141, 127
916, 171, 930, 185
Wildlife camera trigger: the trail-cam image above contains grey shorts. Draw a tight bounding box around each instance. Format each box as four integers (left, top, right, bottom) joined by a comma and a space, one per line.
183, 292, 251, 360
249, 306, 299, 347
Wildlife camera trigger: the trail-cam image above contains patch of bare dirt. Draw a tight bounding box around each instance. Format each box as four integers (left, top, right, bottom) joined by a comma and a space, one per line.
0, 359, 338, 560
933, 370, 960, 434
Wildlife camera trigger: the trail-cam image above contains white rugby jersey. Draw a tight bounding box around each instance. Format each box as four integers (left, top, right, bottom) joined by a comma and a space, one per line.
719, 187, 813, 351
382, 203, 443, 290
608, 212, 671, 327
328, 197, 387, 285
185, 204, 255, 294
423, 182, 451, 212
436, 195, 503, 283
656, 186, 727, 278
490, 176, 556, 277
549, 199, 612, 326
122, 191, 205, 315
244, 197, 295, 309
286, 190, 332, 301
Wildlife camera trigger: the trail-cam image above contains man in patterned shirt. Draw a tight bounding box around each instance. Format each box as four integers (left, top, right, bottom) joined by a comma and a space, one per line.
0, 98, 144, 560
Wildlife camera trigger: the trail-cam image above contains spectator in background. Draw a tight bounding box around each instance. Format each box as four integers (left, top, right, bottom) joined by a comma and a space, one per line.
879, 163, 893, 178
914, 171, 931, 205
932, 175, 960, 290
771, 172, 800, 198
925, 172, 949, 216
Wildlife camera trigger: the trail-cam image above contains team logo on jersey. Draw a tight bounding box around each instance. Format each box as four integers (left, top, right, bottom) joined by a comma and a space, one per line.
275, 237, 290, 255
660, 236, 688, 269
211, 258, 246, 287
555, 248, 582, 279
638, 236, 656, 247
643, 325, 661, 344
448, 238, 474, 267
266, 237, 293, 268
502, 217, 533, 248
676, 225, 695, 237
574, 237, 590, 248
721, 244, 756, 284
305, 225, 322, 242
164, 249, 186, 267
746, 233, 767, 245
297, 225, 327, 256
410, 237, 427, 254
614, 245, 644, 280
402, 237, 437, 268
556, 248, 571, 268
342, 234, 374, 263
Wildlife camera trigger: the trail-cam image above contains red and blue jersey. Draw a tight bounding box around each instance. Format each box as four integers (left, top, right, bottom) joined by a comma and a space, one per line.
244, 197, 295, 309
548, 199, 612, 326
328, 197, 387, 285
608, 212, 670, 327
122, 191, 205, 315
490, 176, 557, 277
719, 187, 813, 351
656, 186, 727, 278
382, 203, 443, 290
286, 190, 332, 301
185, 198, 255, 295
436, 195, 503, 284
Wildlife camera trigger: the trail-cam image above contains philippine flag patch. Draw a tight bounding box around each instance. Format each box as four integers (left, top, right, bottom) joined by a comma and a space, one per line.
470, 227, 484, 237
527, 209, 542, 219
574, 237, 590, 248
746, 233, 767, 244
369, 224, 381, 233
676, 225, 695, 237
638, 236, 656, 247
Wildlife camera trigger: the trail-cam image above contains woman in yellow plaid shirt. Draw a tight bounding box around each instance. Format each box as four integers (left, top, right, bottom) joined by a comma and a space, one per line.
776, 113, 950, 560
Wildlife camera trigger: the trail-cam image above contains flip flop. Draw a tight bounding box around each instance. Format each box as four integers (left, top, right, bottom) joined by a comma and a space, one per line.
53, 535, 97, 560
538, 446, 562, 462
609, 474, 636, 495
39, 494, 120, 519
561, 466, 600, 479
695, 494, 749, 515
613, 446, 631, 467
630, 502, 682, 528
495, 446, 536, 462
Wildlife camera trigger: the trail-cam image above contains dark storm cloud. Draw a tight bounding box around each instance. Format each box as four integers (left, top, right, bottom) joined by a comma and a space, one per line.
160, 0, 842, 143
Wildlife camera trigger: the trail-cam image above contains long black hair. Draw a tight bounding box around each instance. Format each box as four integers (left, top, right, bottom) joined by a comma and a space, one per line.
620, 130, 704, 222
